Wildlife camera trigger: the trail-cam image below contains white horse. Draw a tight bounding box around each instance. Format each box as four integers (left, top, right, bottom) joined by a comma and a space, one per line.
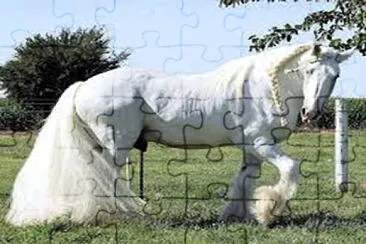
5, 42, 354, 227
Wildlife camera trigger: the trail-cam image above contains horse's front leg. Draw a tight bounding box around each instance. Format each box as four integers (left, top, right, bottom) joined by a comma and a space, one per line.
250, 142, 299, 226
219, 153, 261, 222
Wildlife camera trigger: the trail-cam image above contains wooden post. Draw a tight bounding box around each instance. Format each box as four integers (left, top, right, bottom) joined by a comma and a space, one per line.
125, 157, 132, 191
139, 150, 144, 199
125, 152, 144, 199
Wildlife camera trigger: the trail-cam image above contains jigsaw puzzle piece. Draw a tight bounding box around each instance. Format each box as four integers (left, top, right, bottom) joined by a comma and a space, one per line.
292, 131, 356, 203
94, 0, 196, 55
126, 31, 182, 72
178, 98, 249, 222
345, 132, 366, 199
0, 48, 12, 66
69, 173, 142, 225
3, 29, 32, 50
221, 91, 335, 225
73, 67, 143, 168
180, 148, 239, 217
284, 140, 325, 201
47, 222, 106, 243
179, 1, 323, 61
166, 107, 204, 172
334, 75, 364, 98
51, 0, 75, 29
133, 96, 246, 221
85, 69, 215, 220
179, 0, 248, 60
180, 99, 268, 222
0, 131, 35, 161
184, 222, 248, 243
163, 45, 220, 74
164, 44, 251, 74
127, 147, 190, 220
0, 1, 70, 47
279, 132, 356, 232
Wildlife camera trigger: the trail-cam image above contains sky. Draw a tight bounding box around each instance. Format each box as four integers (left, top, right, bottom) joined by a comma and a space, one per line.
0, 0, 365, 98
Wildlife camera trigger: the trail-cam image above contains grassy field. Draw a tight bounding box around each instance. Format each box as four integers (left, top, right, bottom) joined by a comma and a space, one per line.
1, 131, 366, 243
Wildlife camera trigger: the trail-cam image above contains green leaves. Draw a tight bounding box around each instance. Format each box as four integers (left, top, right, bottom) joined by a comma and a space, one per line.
0, 99, 36, 131
219, 0, 366, 56
248, 23, 299, 51
317, 98, 366, 129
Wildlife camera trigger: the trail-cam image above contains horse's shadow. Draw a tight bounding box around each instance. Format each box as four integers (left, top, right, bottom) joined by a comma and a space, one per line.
33, 210, 366, 234
147, 211, 366, 231
270, 211, 366, 230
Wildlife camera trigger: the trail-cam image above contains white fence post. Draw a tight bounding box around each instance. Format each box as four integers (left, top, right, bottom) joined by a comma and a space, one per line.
335, 99, 349, 192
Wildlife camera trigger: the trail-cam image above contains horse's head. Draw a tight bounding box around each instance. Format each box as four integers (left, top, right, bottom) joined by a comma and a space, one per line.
296, 44, 355, 123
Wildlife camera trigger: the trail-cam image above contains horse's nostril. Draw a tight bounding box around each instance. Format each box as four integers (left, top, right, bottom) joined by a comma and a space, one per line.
301, 107, 306, 116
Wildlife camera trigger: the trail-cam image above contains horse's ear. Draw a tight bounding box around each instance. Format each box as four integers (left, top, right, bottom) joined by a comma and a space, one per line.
335, 47, 356, 63
311, 44, 322, 57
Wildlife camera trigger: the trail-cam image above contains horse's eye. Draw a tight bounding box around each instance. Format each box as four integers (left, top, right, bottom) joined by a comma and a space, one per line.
306, 69, 314, 75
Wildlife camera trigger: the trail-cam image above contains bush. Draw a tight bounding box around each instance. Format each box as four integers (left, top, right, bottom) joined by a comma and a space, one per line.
318, 97, 366, 130
0, 99, 38, 131
0, 26, 130, 121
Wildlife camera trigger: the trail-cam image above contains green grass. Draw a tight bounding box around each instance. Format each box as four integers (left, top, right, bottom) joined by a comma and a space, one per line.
1, 131, 366, 243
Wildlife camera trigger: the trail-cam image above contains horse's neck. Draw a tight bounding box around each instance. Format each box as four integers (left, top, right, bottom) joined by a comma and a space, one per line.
276, 58, 305, 126
259, 46, 306, 126
278, 67, 304, 97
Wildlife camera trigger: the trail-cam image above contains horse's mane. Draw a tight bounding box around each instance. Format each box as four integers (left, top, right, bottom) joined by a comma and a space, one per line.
266, 43, 315, 126
208, 42, 314, 97
205, 42, 316, 125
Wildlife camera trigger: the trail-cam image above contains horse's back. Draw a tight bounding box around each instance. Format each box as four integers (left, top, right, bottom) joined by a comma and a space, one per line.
73, 64, 259, 148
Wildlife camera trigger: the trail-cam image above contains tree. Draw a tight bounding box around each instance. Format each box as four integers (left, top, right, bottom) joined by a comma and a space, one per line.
219, 0, 366, 55
0, 26, 130, 120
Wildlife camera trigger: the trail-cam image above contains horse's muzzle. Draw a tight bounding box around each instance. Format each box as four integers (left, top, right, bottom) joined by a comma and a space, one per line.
301, 107, 321, 124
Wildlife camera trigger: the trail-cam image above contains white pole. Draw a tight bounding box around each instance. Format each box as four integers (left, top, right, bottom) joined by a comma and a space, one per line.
335, 99, 349, 192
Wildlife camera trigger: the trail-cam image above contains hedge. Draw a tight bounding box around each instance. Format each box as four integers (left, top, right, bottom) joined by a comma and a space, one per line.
0, 99, 42, 131
0, 97, 365, 131
318, 97, 366, 129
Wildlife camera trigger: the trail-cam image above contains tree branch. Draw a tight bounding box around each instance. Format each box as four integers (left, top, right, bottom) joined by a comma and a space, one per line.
238, 0, 366, 55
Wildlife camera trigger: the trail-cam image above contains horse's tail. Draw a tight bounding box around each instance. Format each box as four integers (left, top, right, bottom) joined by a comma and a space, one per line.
5, 81, 142, 226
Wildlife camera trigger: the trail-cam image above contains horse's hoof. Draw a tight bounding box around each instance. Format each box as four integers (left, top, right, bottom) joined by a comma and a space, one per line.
250, 185, 286, 226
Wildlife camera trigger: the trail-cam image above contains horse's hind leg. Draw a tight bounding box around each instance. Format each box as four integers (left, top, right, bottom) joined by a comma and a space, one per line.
77, 98, 145, 166
219, 153, 261, 222
75, 101, 145, 216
